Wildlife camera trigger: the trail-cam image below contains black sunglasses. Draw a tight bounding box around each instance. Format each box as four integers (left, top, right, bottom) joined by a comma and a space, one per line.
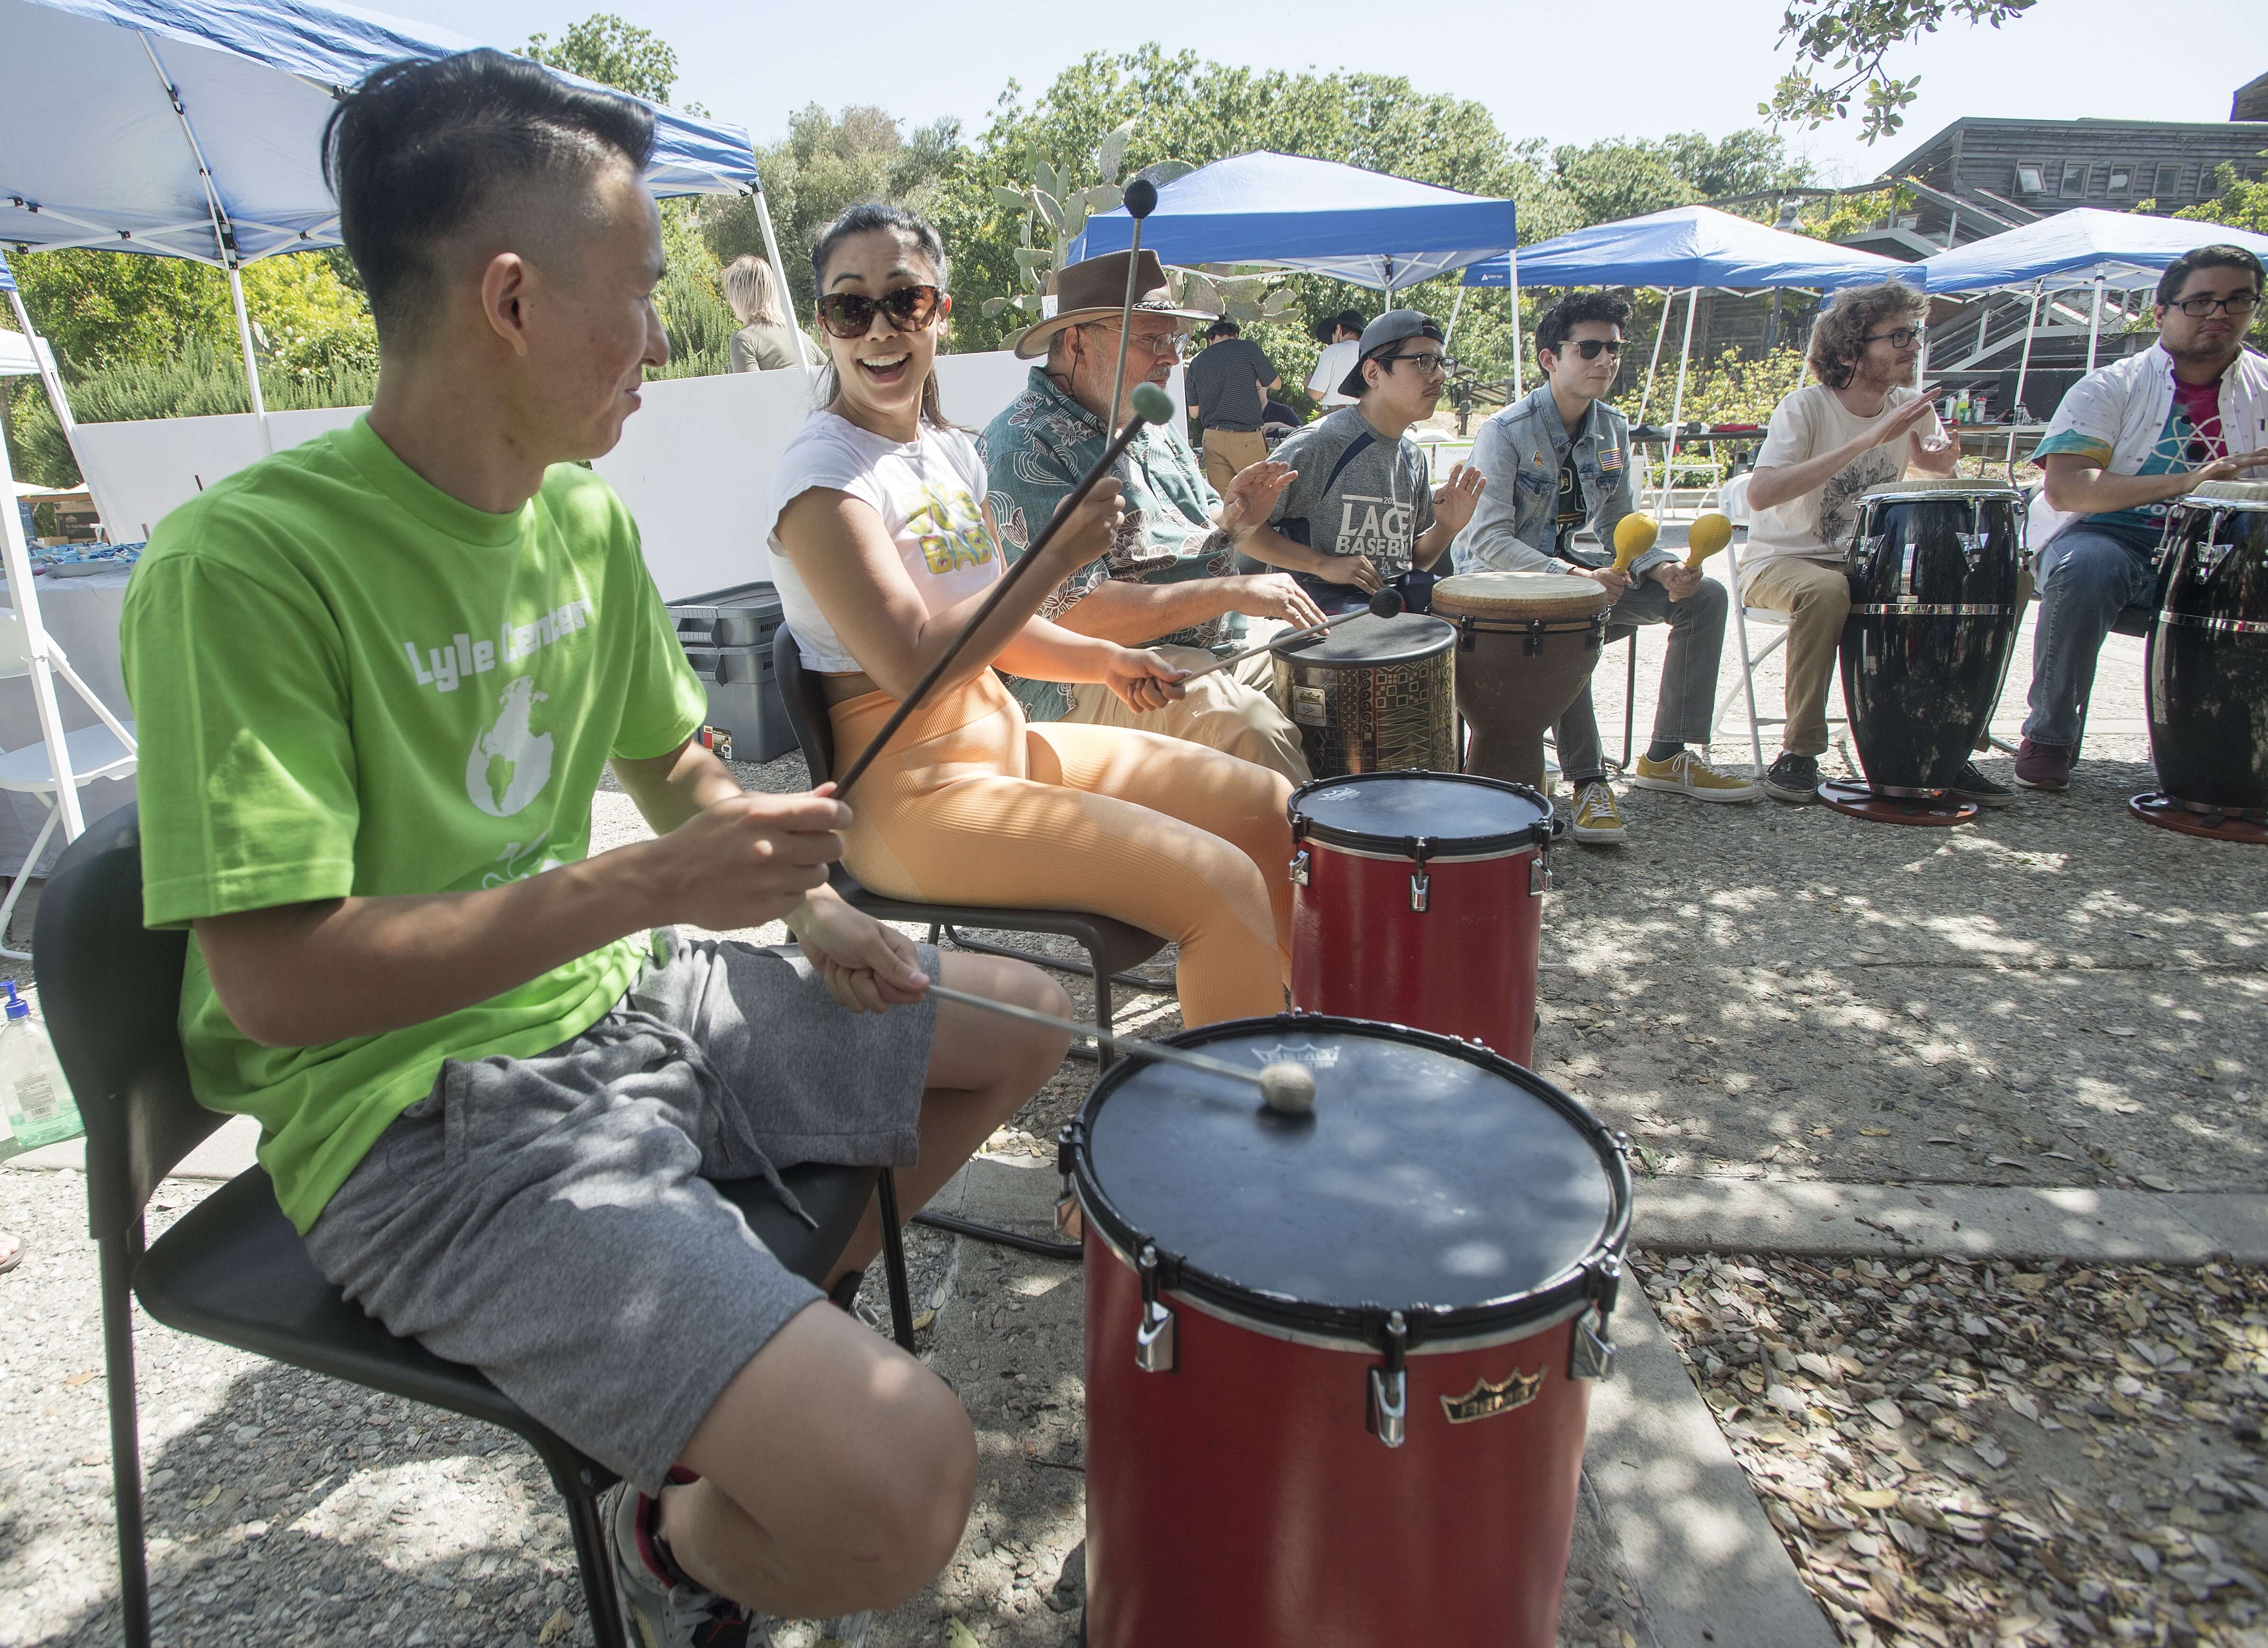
1559, 338, 1623, 360
815, 284, 943, 340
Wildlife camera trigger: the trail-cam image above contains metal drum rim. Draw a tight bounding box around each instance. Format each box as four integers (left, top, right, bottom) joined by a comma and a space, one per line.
1441, 611, 1612, 631
1287, 769, 1555, 856
1851, 603, 2012, 617
2154, 612, 2268, 637
1860, 484, 2023, 502
1269, 616, 1457, 668
1066, 1011, 1635, 1350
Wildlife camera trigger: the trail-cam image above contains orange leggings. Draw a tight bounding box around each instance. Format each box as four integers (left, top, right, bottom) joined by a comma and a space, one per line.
829, 674, 1294, 1026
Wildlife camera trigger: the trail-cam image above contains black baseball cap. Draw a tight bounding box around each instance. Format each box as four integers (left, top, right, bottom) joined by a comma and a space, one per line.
1340, 309, 1446, 397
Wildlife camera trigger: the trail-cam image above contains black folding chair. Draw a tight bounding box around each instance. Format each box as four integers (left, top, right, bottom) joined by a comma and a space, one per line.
35, 805, 913, 1648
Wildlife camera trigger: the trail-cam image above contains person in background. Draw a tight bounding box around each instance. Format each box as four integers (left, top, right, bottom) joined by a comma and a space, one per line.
1453, 290, 1756, 847
1741, 279, 1973, 805
723, 253, 803, 373
1242, 309, 1485, 614
2016, 243, 2268, 791
1186, 316, 1281, 491
1308, 310, 1364, 412
984, 251, 1319, 783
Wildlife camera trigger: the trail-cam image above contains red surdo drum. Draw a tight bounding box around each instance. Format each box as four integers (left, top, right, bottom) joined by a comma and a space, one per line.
1067, 1014, 1632, 1648
1286, 771, 1557, 1065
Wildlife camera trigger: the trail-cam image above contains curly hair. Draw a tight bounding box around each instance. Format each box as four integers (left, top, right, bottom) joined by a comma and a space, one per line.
1534, 290, 1634, 361
1807, 280, 1927, 390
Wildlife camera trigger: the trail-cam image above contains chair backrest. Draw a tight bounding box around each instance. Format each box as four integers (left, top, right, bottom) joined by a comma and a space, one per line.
30, 803, 217, 1243
771, 625, 837, 784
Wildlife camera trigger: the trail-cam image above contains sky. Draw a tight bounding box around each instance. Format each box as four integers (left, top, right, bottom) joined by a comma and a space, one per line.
380, 0, 2268, 184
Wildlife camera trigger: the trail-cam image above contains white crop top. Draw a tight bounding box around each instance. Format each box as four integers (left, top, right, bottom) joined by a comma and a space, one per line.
764, 410, 1004, 674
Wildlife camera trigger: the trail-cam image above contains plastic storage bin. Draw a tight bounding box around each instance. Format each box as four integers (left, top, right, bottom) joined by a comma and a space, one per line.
669, 583, 796, 764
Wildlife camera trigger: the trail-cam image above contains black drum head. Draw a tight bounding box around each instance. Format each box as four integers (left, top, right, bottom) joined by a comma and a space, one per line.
1072, 1015, 1628, 1342
1274, 612, 1455, 668
1289, 771, 1551, 855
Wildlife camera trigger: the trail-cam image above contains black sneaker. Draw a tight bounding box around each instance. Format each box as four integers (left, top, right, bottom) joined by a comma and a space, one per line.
1947, 762, 2014, 808
1762, 753, 1820, 804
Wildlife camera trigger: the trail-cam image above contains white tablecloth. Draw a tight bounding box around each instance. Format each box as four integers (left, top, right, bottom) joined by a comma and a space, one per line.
0, 566, 136, 878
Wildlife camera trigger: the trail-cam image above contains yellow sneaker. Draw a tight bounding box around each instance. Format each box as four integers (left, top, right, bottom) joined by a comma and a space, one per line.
1569, 781, 1627, 845
1630, 749, 1762, 804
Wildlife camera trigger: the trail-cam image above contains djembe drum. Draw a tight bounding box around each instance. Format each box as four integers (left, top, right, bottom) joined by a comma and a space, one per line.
1430, 572, 1613, 791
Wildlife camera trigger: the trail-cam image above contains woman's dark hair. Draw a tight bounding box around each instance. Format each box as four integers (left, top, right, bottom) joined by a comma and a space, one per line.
1806, 279, 1927, 390
1534, 290, 1634, 362
809, 202, 952, 427
2156, 244, 2266, 307
323, 49, 656, 342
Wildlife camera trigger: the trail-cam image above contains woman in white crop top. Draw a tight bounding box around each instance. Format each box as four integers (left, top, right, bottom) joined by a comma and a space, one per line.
766, 205, 1295, 1026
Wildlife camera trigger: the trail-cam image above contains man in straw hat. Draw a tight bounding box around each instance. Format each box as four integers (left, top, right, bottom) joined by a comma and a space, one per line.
982, 249, 1326, 783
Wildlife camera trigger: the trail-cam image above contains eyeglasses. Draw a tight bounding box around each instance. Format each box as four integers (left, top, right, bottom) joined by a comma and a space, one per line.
2169, 292, 2260, 318
1562, 338, 1624, 360
1089, 324, 1188, 358
815, 284, 943, 340
1381, 351, 1456, 377
1861, 327, 1925, 349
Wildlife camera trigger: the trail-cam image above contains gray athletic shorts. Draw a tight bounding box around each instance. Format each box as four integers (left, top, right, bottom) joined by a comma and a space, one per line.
303, 928, 941, 1493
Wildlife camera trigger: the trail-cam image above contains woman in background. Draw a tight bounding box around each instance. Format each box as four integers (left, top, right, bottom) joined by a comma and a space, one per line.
725, 253, 804, 373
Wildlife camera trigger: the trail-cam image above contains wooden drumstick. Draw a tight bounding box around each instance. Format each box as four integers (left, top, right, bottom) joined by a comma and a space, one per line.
1609, 513, 1658, 576
1179, 586, 1407, 681
1684, 512, 1733, 572
925, 984, 1317, 1114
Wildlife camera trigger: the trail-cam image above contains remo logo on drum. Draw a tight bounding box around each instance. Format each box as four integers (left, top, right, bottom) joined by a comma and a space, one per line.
1441, 1368, 1545, 1424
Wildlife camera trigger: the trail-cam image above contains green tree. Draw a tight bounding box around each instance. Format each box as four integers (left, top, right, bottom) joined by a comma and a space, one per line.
521, 13, 686, 107
1764, 0, 2039, 144
2175, 158, 2268, 347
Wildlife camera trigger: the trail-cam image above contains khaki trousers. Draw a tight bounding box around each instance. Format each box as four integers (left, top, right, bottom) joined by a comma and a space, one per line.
1738, 556, 1849, 758
1061, 642, 1312, 785
1201, 429, 1270, 494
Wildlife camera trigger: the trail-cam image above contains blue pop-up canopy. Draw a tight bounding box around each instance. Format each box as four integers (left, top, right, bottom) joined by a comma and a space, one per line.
0, 0, 763, 267
1069, 152, 1517, 295
1910, 207, 2268, 294
1460, 205, 1910, 291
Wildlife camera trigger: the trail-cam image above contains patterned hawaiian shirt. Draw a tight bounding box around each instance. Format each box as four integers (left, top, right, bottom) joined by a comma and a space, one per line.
981, 368, 1239, 722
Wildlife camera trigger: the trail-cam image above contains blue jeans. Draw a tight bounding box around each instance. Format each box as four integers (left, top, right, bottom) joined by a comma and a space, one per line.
2022, 523, 2163, 747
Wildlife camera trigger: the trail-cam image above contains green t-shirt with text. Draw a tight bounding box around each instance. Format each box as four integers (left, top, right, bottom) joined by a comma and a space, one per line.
121, 416, 708, 1232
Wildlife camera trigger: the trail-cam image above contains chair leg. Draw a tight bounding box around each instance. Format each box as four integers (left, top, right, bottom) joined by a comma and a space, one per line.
874, 1168, 917, 1353
533, 1443, 628, 1648
99, 1224, 152, 1648
1620, 635, 1637, 772
938, 925, 1167, 996
0, 800, 62, 962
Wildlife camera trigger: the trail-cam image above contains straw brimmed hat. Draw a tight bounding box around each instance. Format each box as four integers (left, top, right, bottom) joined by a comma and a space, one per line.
1012, 250, 1215, 360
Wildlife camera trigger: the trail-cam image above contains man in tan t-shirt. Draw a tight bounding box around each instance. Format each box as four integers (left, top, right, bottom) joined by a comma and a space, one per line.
1743, 280, 1964, 803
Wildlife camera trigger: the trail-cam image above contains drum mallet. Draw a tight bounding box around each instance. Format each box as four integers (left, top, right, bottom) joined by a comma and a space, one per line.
1104, 179, 1161, 446
925, 983, 1318, 1115
1178, 586, 1407, 681
1684, 512, 1733, 572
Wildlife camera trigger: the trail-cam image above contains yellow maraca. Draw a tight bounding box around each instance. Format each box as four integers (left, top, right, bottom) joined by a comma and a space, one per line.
1610, 513, 1658, 576
1685, 512, 1733, 573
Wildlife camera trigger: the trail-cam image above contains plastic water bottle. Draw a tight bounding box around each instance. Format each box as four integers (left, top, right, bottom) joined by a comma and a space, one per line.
0, 981, 81, 1153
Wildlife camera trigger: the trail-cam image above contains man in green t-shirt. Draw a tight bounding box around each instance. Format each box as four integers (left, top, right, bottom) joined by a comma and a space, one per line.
120, 51, 1066, 1647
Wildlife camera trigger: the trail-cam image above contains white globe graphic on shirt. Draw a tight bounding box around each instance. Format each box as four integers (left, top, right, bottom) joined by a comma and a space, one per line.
467, 675, 554, 818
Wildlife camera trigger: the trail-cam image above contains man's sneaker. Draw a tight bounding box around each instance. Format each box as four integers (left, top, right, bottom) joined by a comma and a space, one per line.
1630, 749, 1762, 803
1762, 753, 1820, 804
604, 1481, 773, 1648
2013, 738, 2074, 791
1947, 761, 2014, 808
1569, 781, 1628, 845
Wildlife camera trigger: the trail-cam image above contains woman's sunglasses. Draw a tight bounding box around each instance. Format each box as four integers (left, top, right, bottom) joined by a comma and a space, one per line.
815, 285, 943, 340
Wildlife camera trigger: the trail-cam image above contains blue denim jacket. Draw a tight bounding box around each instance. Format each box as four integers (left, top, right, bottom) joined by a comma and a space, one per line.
1450, 385, 1671, 580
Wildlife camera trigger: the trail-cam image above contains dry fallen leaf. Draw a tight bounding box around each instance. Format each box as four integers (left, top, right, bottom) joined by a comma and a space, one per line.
538, 1607, 573, 1646
947, 1621, 984, 1648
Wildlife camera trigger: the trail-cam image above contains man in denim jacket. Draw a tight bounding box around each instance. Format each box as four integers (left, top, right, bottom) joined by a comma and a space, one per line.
1454, 291, 1755, 845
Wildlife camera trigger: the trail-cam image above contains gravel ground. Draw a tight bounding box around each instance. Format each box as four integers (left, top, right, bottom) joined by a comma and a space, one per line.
1636, 1248, 2268, 1647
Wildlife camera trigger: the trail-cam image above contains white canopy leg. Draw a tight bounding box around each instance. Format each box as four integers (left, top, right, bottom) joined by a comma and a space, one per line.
1652, 286, 1700, 526
751, 180, 811, 373
227, 262, 271, 454
0, 423, 82, 839
2086, 277, 2104, 374
1505, 243, 1523, 400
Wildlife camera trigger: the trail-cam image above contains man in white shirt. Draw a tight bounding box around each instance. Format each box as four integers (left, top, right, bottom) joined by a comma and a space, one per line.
1308, 310, 1364, 411
1743, 279, 1970, 804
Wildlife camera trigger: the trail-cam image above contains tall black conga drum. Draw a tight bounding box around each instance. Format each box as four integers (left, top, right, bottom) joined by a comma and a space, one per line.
1835, 478, 2024, 818
2139, 481, 2268, 838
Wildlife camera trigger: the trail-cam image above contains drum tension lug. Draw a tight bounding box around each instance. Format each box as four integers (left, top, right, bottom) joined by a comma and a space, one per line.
1571, 1310, 1617, 1383
1369, 1311, 1410, 1448
1135, 1243, 1177, 1374
1408, 838, 1432, 912
1289, 847, 1311, 888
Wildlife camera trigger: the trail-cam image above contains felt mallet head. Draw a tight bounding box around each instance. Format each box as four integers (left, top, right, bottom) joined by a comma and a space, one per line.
1258, 1062, 1317, 1116
1123, 178, 1159, 220
1367, 587, 1407, 619
1129, 381, 1175, 425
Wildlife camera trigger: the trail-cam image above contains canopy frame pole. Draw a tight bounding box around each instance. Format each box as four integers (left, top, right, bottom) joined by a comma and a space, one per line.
1505, 242, 1523, 399
141, 35, 269, 444
750, 178, 811, 373
3, 280, 119, 534
0, 418, 85, 842
2008, 280, 2044, 480
1652, 285, 1700, 526
1442, 282, 1467, 347
2087, 276, 2104, 374
1633, 287, 1672, 434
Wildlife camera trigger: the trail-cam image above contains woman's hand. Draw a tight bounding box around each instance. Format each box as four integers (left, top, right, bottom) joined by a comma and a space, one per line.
1102, 648, 1190, 713
1047, 476, 1127, 571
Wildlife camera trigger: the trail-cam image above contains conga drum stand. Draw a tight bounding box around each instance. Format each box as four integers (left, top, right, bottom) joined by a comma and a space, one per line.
2128, 792, 2268, 845
1817, 779, 1978, 826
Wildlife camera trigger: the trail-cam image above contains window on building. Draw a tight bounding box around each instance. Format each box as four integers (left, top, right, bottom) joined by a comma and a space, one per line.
2060, 162, 2089, 197
2105, 163, 2133, 193
2015, 163, 2046, 195
2155, 162, 2183, 198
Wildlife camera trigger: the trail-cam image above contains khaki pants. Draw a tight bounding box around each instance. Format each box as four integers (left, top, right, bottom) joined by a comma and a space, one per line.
1061, 642, 1312, 785
1201, 430, 1270, 495
1738, 556, 1849, 758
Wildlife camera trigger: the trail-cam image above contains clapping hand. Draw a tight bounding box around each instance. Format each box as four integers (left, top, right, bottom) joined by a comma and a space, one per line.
1431, 462, 1486, 535
1219, 460, 1297, 537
